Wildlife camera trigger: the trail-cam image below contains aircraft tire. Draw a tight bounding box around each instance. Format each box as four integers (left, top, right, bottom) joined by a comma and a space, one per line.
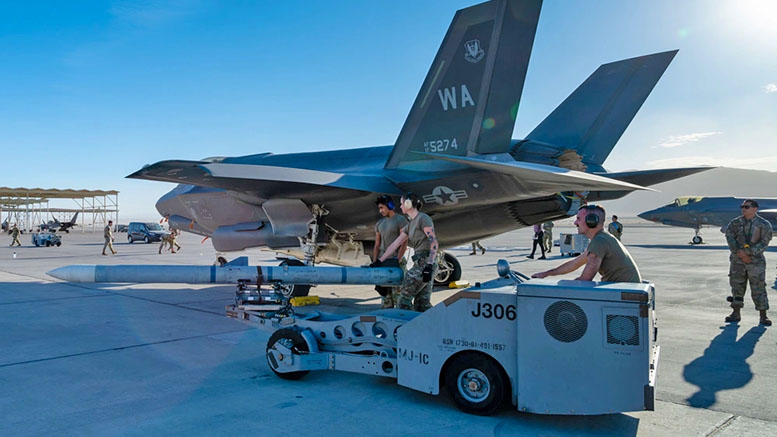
279, 259, 311, 297
266, 328, 310, 380
692, 236, 703, 245
434, 253, 462, 286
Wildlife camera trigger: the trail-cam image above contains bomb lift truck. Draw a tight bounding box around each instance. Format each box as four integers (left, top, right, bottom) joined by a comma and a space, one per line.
227, 260, 659, 416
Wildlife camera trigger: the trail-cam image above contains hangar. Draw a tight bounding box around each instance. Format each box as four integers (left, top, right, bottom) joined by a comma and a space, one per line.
0, 187, 119, 232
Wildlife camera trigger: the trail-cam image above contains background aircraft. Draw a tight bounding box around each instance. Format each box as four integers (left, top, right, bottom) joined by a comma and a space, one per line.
129, 0, 710, 289
1, 217, 11, 233
40, 212, 79, 233
638, 196, 777, 244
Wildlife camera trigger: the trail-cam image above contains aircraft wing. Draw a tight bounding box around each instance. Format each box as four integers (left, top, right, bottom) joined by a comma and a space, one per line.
594, 167, 714, 187
128, 160, 402, 199
417, 153, 653, 193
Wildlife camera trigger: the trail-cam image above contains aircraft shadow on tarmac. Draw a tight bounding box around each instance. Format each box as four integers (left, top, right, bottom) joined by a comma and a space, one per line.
683, 324, 765, 408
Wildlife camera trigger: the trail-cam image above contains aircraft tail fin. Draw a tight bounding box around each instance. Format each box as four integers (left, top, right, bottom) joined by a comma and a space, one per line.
521, 50, 678, 167
69, 212, 79, 225
385, 0, 542, 169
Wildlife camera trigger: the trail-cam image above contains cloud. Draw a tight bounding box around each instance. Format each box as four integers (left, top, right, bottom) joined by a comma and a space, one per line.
656, 131, 722, 148
764, 83, 777, 93
645, 155, 777, 172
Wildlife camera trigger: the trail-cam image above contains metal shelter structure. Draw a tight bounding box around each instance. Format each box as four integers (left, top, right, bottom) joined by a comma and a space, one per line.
0, 187, 119, 232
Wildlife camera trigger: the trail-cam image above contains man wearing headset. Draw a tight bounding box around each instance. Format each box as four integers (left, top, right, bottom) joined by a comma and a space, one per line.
377, 192, 438, 312
372, 195, 408, 308
532, 205, 641, 283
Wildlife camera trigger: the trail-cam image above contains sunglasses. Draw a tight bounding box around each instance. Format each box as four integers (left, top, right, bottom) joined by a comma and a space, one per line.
741, 205, 753, 209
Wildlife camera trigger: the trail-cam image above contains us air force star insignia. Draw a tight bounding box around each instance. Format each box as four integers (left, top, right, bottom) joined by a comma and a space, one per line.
464, 39, 485, 64
423, 186, 469, 206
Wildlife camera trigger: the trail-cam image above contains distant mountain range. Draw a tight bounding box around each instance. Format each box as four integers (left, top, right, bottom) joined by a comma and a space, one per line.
602, 167, 777, 216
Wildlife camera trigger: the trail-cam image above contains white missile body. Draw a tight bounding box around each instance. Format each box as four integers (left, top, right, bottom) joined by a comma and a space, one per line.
47, 264, 404, 285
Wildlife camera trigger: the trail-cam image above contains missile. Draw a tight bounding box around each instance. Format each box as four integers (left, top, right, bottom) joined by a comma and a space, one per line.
46, 264, 404, 285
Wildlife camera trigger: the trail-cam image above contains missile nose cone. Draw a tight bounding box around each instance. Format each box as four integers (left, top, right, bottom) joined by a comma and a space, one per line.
47, 265, 96, 282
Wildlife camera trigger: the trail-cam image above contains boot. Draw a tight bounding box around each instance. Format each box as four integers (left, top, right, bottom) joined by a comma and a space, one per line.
760, 310, 772, 326
725, 308, 741, 323
481, 247, 486, 255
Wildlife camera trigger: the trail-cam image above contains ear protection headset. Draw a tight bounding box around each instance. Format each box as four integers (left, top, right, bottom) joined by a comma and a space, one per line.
579, 204, 604, 229
402, 192, 422, 210
375, 195, 395, 210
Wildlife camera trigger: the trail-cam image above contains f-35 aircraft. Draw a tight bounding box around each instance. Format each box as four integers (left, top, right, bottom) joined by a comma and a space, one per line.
40, 212, 79, 233
129, 0, 710, 287
638, 196, 777, 244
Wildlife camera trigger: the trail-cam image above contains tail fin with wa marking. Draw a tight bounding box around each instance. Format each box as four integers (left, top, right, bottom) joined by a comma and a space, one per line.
385, 0, 542, 169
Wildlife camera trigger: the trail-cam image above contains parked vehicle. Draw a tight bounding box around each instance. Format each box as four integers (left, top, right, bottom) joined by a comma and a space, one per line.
32, 232, 62, 247
127, 222, 167, 244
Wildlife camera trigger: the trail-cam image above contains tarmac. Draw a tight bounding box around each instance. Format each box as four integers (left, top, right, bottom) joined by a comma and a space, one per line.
1, 219, 776, 436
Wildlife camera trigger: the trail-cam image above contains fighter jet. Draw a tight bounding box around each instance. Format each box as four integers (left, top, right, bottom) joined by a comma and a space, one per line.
129, 0, 710, 288
40, 212, 79, 233
638, 197, 777, 244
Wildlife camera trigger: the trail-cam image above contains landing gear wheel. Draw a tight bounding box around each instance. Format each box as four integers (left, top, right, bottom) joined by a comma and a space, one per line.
692, 236, 703, 245
266, 328, 310, 380
279, 259, 311, 297
445, 352, 506, 416
435, 252, 462, 286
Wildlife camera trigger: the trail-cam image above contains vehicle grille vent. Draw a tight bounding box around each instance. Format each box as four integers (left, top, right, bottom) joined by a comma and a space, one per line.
544, 300, 587, 343
606, 315, 639, 346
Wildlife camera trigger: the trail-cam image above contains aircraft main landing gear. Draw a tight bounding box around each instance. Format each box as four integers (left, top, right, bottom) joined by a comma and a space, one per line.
691, 227, 703, 245
434, 251, 462, 286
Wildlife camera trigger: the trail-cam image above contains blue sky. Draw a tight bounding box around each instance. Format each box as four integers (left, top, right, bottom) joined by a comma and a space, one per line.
1, 0, 775, 220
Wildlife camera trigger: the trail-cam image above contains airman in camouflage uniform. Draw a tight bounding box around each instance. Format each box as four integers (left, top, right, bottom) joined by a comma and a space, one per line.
542, 221, 554, 253
10, 224, 22, 247
159, 229, 181, 254
170, 229, 181, 252
608, 215, 623, 241
725, 199, 772, 326
372, 196, 408, 308
103, 220, 117, 255
378, 193, 438, 312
